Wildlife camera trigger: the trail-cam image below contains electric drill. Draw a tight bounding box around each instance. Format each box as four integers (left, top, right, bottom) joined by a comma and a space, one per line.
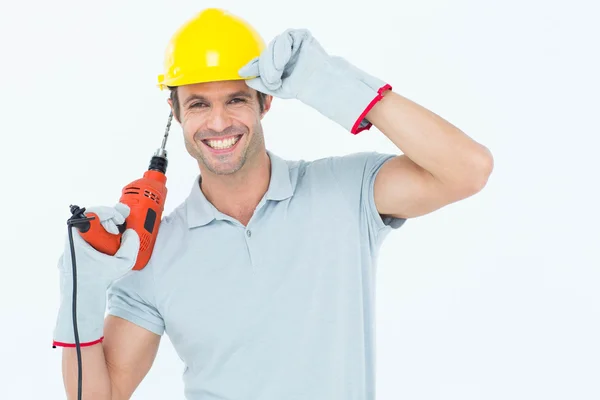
69, 112, 172, 270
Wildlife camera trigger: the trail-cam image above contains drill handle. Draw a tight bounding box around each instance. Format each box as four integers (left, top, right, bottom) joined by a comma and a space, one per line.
78, 212, 124, 256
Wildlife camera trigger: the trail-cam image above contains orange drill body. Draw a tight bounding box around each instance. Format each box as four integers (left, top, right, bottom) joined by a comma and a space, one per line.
120, 169, 167, 270
79, 169, 167, 270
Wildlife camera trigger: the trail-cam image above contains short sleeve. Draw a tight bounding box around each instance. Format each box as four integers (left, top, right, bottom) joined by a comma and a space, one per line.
107, 266, 165, 336
328, 151, 406, 240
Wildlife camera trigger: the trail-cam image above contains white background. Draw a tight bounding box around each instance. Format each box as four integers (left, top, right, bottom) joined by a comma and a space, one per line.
1, 0, 599, 399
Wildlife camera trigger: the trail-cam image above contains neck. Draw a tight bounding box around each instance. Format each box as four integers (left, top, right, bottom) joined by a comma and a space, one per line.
199, 151, 271, 221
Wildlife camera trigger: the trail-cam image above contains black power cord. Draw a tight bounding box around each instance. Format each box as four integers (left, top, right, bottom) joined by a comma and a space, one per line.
64, 205, 96, 400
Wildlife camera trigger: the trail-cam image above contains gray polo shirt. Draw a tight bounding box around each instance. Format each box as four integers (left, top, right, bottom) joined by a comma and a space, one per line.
107, 150, 405, 400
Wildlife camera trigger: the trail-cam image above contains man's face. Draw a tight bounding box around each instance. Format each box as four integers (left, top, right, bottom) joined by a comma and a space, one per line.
173, 80, 271, 176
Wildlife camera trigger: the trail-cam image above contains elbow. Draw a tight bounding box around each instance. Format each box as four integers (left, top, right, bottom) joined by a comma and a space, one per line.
453, 144, 494, 198
468, 144, 494, 193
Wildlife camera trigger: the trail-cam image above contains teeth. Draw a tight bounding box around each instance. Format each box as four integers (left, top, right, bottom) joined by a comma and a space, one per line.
206, 136, 240, 150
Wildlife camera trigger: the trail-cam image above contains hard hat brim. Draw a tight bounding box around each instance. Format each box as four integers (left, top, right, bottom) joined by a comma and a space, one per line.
157, 69, 257, 90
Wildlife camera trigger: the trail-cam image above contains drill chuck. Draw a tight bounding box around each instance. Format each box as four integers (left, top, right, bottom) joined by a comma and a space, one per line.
148, 154, 168, 174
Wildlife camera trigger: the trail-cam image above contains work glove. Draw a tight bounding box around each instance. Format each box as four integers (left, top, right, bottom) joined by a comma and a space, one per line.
52, 203, 140, 346
238, 28, 392, 134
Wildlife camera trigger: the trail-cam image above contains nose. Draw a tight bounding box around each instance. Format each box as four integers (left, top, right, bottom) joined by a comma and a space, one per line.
205, 104, 233, 133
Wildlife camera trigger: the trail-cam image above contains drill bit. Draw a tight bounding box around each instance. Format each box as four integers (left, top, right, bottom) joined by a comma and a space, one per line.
154, 111, 173, 158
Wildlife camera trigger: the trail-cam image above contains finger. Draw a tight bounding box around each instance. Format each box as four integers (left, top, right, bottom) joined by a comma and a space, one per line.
289, 28, 312, 43
113, 202, 130, 221
86, 204, 127, 224
272, 32, 293, 72
114, 229, 140, 262
238, 58, 260, 78
244, 77, 274, 97
101, 220, 120, 235
85, 206, 115, 222
257, 35, 288, 88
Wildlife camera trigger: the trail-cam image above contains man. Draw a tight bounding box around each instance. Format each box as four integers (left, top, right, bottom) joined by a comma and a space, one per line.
52, 8, 493, 400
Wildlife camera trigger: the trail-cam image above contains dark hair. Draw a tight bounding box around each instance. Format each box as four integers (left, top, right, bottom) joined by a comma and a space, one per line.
169, 86, 267, 121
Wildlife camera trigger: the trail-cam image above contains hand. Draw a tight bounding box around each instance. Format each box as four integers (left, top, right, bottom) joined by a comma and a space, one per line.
239, 28, 392, 134
60, 203, 139, 281
53, 203, 140, 346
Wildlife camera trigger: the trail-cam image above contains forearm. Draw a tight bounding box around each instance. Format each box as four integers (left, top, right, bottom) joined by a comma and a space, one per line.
62, 344, 113, 400
366, 90, 493, 190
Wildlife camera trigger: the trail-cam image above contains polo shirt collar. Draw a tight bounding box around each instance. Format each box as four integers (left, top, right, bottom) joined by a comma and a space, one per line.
264, 150, 294, 201
186, 150, 293, 229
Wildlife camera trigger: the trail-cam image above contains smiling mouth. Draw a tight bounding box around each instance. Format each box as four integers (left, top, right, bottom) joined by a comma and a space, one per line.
201, 135, 243, 150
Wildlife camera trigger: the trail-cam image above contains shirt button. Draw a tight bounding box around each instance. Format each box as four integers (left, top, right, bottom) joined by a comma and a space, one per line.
246, 230, 252, 238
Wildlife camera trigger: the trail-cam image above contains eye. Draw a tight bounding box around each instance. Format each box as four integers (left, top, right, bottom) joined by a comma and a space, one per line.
190, 102, 207, 108
229, 97, 246, 104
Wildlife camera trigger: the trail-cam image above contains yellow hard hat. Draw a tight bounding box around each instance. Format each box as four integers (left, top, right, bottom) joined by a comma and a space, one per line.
157, 8, 265, 90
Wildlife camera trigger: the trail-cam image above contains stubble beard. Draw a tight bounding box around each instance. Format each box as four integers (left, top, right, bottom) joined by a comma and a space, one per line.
186, 123, 265, 176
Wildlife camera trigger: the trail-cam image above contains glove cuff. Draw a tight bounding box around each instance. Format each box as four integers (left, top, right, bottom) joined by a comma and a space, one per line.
350, 83, 392, 134
52, 273, 108, 347
53, 337, 104, 348
297, 58, 392, 134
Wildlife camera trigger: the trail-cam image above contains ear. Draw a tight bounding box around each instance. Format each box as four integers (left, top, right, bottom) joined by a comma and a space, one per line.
167, 98, 181, 123
260, 95, 273, 119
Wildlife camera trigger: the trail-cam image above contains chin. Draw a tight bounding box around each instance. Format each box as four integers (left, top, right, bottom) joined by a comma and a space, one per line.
210, 163, 244, 176
201, 153, 247, 176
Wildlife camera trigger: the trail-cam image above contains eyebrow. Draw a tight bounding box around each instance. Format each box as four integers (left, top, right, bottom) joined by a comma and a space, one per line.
183, 94, 208, 107
227, 91, 253, 99
183, 91, 253, 107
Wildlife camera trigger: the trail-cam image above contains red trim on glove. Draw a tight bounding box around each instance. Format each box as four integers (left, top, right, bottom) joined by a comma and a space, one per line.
52, 336, 104, 348
350, 84, 393, 134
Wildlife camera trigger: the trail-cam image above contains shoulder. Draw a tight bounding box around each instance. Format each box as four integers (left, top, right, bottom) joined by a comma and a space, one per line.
156, 200, 189, 249
289, 151, 393, 183
141, 201, 189, 274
